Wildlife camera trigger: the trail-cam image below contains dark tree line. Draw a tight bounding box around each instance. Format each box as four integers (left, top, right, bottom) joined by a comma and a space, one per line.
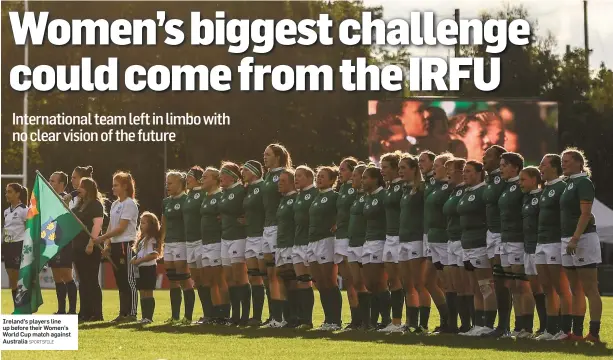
2, 1, 612, 214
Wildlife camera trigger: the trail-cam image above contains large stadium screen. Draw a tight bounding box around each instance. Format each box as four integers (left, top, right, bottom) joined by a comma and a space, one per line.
368, 99, 558, 166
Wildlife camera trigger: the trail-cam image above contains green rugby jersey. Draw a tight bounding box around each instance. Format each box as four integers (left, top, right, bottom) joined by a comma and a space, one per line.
483, 169, 505, 233
537, 178, 566, 244
308, 189, 338, 242
183, 188, 205, 242
384, 178, 405, 236
498, 176, 524, 243
293, 186, 318, 246
262, 168, 284, 227
560, 173, 596, 237
336, 181, 357, 240
424, 172, 436, 197
243, 180, 265, 238
457, 182, 488, 249
425, 181, 453, 243
522, 189, 541, 254
276, 191, 297, 249
399, 184, 424, 243
200, 190, 222, 245
163, 193, 187, 243
443, 184, 468, 242
219, 182, 246, 241
363, 187, 387, 241
348, 192, 367, 247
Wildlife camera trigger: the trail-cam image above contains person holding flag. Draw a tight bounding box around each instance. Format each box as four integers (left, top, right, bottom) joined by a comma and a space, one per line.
48, 171, 77, 316
13, 172, 83, 315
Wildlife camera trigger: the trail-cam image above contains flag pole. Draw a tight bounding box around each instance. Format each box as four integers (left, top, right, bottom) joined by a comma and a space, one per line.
35, 171, 118, 270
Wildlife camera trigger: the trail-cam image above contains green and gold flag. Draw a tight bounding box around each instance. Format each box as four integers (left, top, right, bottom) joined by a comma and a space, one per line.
13, 172, 82, 314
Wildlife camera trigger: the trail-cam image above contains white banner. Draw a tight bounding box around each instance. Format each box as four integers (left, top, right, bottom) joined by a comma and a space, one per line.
0, 315, 78, 350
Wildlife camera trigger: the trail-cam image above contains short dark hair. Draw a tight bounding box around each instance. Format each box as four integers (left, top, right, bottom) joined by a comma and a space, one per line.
52, 171, 68, 187
544, 154, 563, 176
466, 160, 485, 182
501, 152, 524, 172
487, 145, 507, 159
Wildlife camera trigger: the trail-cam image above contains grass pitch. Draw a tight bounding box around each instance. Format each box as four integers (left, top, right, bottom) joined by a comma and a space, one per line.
1, 289, 612, 359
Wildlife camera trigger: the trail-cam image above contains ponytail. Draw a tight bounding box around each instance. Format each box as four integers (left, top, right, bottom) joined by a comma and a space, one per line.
8, 183, 29, 206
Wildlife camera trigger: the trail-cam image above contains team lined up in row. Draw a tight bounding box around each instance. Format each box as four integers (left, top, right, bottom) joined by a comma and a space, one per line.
135, 143, 602, 342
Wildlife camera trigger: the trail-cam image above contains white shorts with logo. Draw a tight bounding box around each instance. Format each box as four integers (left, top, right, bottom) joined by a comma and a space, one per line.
486, 231, 502, 259
448, 240, 464, 267
200, 243, 222, 267
500, 242, 525, 267
524, 253, 537, 276
306, 237, 334, 264
535, 243, 562, 265
262, 226, 278, 254
245, 236, 264, 260
334, 238, 349, 264
383, 235, 400, 263
399, 240, 425, 262
463, 246, 490, 269
221, 239, 247, 266
164, 242, 187, 262
361, 240, 384, 264
423, 234, 431, 257
276, 247, 294, 267
292, 245, 309, 266
347, 246, 363, 263
186, 240, 202, 268
562, 233, 602, 267
429, 242, 449, 266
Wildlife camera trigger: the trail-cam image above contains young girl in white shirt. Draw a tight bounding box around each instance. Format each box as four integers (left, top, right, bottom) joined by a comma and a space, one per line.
131, 211, 163, 324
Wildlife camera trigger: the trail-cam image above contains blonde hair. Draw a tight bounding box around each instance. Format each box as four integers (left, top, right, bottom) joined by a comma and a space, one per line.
561, 147, 591, 177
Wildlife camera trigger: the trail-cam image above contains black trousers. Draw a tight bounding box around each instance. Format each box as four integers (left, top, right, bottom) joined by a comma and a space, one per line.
73, 247, 103, 318
110, 242, 138, 316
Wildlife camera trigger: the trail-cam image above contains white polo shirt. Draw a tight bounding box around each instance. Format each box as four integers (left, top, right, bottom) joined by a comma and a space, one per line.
109, 197, 139, 243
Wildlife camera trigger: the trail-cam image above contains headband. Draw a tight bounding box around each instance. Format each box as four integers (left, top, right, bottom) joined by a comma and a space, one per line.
221, 167, 239, 180
187, 168, 204, 181
243, 161, 262, 178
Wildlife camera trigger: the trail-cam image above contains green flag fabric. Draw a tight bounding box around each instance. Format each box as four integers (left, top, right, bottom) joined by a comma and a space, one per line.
13, 172, 82, 314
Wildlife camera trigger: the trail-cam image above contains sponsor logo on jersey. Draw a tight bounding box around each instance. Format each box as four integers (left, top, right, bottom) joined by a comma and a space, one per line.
359, 196, 365, 203
568, 183, 574, 190
211, 199, 217, 205
305, 194, 311, 201
494, 176, 501, 184
174, 203, 181, 210
372, 199, 379, 206
194, 193, 201, 200
273, 175, 279, 182
510, 185, 517, 192
229, 194, 235, 200
532, 198, 539, 206
468, 195, 475, 202
348, 188, 355, 195
456, 190, 463, 196
321, 197, 328, 204
442, 184, 448, 190
254, 188, 260, 195
548, 190, 555, 197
